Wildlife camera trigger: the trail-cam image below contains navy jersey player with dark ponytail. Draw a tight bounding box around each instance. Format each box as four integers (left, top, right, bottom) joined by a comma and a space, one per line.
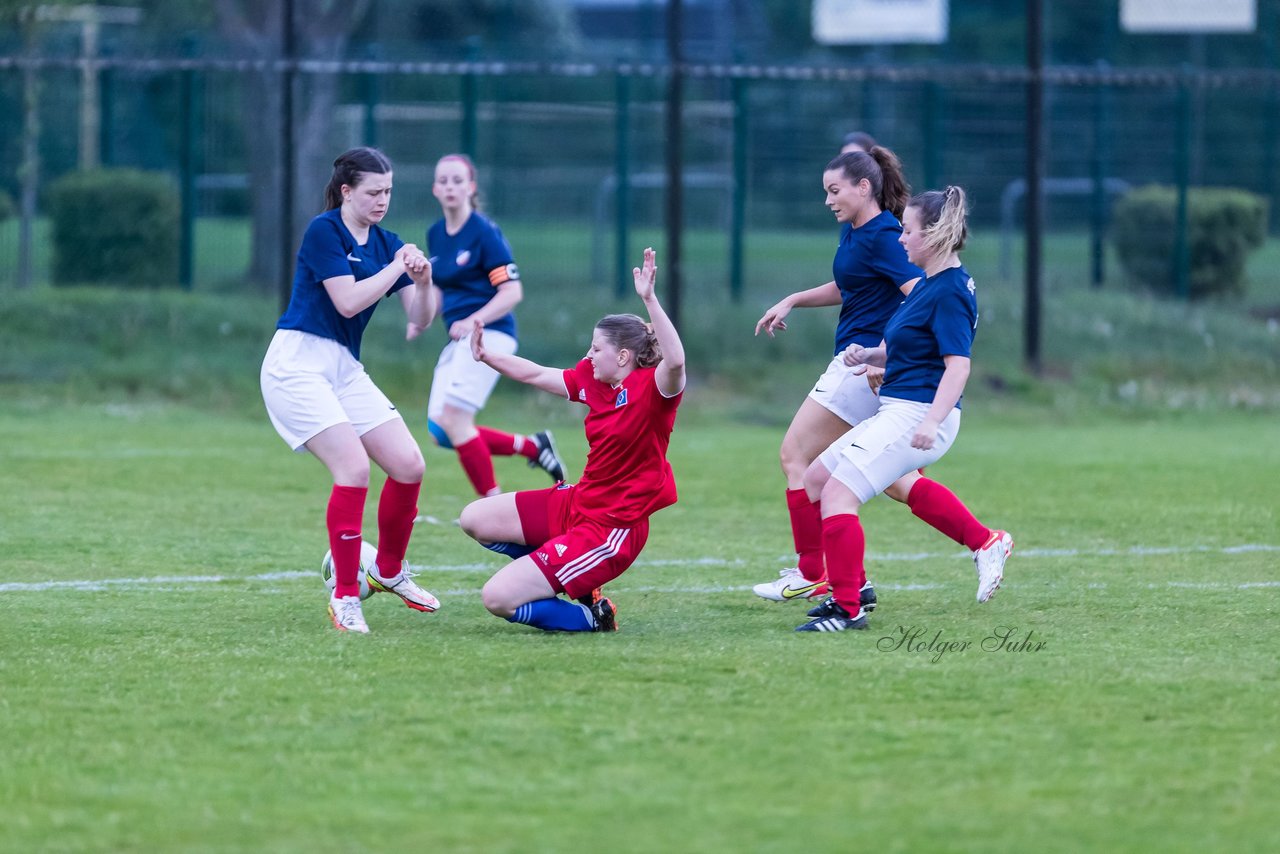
405, 154, 566, 499
261, 147, 441, 634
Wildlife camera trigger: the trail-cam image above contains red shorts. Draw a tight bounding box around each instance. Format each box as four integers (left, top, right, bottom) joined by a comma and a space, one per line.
515, 484, 650, 600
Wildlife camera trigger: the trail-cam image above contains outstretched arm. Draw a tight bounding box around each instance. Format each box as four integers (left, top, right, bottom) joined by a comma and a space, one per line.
470, 320, 569, 398
754, 281, 841, 337
633, 247, 686, 397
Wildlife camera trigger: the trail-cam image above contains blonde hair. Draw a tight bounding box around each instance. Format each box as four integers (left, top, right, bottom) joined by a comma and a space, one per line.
907, 186, 969, 257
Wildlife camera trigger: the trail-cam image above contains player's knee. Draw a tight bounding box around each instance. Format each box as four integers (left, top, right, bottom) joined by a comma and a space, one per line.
457, 502, 483, 540
480, 579, 514, 617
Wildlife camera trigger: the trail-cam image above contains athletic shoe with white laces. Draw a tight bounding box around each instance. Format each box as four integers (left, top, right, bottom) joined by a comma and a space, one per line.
752, 567, 829, 601
974, 530, 1013, 603
366, 564, 441, 612
528, 431, 566, 483
328, 595, 369, 634
806, 583, 878, 617
795, 602, 869, 632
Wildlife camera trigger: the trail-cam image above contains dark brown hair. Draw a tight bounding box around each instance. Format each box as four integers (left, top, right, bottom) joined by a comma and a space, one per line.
824, 145, 911, 220
595, 314, 661, 368
323, 147, 393, 211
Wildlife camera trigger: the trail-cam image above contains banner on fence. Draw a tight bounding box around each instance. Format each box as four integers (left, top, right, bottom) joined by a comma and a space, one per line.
1120, 0, 1256, 33
812, 0, 949, 45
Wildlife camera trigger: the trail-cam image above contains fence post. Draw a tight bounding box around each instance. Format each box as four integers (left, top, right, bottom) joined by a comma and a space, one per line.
362, 45, 380, 147
614, 69, 631, 299
461, 38, 480, 158
179, 36, 200, 290
1173, 64, 1193, 301
729, 71, 747, 302
922, 81, 942, 190
99, 58, 114, 167
1090, 60, 1110, 289
1024, 0, 1045, 375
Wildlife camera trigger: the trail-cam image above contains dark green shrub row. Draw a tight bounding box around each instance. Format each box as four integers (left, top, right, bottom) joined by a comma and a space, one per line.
48, 169, 179, 287
1110, 185, 1268, 300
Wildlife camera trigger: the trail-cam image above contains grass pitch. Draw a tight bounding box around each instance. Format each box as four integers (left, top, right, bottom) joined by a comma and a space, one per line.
1, 396, 1276, 853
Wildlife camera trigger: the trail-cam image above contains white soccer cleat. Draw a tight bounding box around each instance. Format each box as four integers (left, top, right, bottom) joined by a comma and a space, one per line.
752, 567, 829, 602
328, 595, 370, 633
974, 530, 1013, 603
366, 564, 441, 613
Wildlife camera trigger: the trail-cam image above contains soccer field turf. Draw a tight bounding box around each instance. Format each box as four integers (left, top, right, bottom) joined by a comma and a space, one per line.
1, 399, 1276, 852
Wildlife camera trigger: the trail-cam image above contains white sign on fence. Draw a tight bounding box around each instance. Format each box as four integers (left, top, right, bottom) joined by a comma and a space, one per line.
1120, 0, 1256, 33
812, 0, 949, 45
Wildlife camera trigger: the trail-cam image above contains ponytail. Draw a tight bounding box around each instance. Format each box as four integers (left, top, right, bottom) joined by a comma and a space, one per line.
825, 145, 912, 220
907, 186, 969, 257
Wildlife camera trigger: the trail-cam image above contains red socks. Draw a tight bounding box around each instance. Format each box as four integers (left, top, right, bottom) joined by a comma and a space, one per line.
907, 477, 991, 551
822, 513, 866, 615
326, 485, 368, 599
786, 488, 826, 582
479, 425, 535, 459
455, 435, 499, 496
376, 477, 420, 578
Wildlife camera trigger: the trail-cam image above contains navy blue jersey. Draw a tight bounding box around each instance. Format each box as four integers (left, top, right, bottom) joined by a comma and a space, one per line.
427, 213, 519, 339
879, 265, 979, 408
275, 209, 411, 360
832, 210, 923, 355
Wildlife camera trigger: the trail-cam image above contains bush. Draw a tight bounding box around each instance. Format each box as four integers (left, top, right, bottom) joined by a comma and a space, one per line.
1110, 185, 1268, 300
48, 169, 180, 287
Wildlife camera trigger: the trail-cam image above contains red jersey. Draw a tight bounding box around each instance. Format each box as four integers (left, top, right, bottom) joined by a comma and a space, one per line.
562, 359, 682, 526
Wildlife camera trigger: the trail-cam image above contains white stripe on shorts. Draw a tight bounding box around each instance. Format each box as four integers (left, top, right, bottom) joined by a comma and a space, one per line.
556, 528, 630, 587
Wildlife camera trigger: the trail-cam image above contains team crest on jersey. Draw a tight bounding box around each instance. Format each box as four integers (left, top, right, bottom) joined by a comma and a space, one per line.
967, 277, 976, 294
578, 390, 586, 401
554, 543, 567, 557
615, 388, 628, 408
455, 249, 471, 267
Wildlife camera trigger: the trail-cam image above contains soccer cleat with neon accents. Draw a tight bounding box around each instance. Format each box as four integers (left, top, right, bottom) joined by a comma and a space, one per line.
577, 588, 618, 632
366, 563, 440, 612
328, 595, 369, 633
752, 567, 830, 601
974, 530, 1013, 603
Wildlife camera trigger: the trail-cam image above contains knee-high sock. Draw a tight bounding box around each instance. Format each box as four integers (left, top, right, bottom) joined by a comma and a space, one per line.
822, 513, 866, 615
483, 541, 536, 560
375, 477, 420, 578
327, 485, 368, 599
508, 598, 594, 632
787, 488, 825, 582
907, 477, 991, 552
455, 435, 499, 496
478, 425, 536, 460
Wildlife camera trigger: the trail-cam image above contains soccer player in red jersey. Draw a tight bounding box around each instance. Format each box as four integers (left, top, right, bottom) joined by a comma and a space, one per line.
458, 247, 685, 632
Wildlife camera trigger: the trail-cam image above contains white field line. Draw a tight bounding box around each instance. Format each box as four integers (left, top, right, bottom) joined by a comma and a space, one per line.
2, 542, 1278, 594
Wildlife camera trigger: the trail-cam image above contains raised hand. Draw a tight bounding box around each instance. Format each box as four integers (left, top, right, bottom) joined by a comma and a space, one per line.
633, 247, 657, 301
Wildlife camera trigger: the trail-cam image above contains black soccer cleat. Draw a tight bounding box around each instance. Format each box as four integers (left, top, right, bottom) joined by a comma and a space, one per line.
578, 588, 618, 632
807, 583, 877, 618
528, 430, 567, 483
795, 602, 869, 632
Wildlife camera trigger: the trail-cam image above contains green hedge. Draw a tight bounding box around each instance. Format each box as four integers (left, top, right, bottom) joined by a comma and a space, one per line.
1110, 185, 1268, 300
48, 169, 180, 287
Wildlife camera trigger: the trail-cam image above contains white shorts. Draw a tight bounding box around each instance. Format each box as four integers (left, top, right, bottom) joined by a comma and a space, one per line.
818, 396, 962, 503
808, 355, 881, 426
426, 330, 517, 420
260, 329, 403, 452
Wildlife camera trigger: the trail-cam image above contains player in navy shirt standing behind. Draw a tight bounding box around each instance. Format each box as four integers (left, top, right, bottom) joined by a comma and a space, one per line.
796, 187, 1014, 632
406, 154, 566, 499
456, 248, 685, 634
261, 147, 441, 634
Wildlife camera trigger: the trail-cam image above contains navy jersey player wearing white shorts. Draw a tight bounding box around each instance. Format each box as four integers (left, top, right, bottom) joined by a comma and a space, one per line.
405, 154, 565, 499
796, 187, 1013, 632
261, 147, 441, 634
